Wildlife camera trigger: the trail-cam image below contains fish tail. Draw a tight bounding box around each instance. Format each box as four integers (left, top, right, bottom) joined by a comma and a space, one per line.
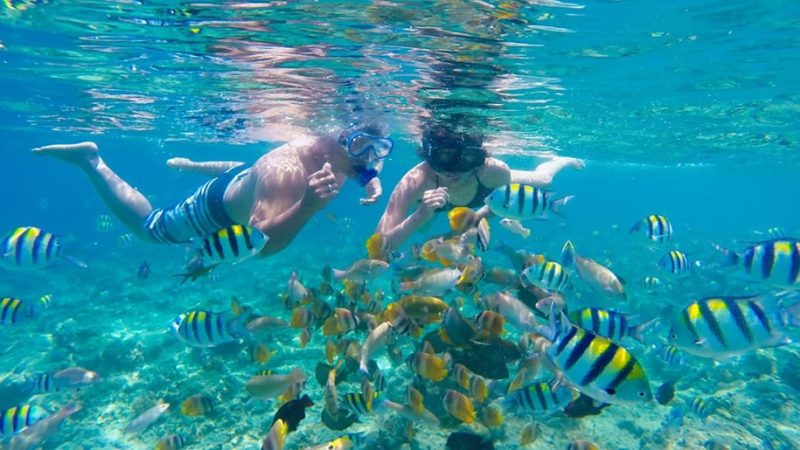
561, 240, 576, 267
773, 290, 800, 328
711, 242, 739, 266
630, 318, 658, 344
398, 281, 415, 292
65, 255, 88, 269
549, 195, 574, 218
629, 220, 642, 234
228, 312, 254, 342
366, 233, 389, 261
321, 265, 332, 283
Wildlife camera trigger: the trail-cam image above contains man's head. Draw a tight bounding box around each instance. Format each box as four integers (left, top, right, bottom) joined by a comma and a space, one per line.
339, 123, 393, 186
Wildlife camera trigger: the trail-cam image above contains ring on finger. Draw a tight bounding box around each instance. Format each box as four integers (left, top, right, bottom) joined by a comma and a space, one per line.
328, 183, 334, 192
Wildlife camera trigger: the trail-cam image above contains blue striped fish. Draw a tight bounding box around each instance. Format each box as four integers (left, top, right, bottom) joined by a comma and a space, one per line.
1, 297, 37, 325
714, 239, 800, 286
485, 183, 573, 221
199, 225, 268, 264
1, 227, 63, 269
520, 254, 571, 293
641, 276, 663, 292
668, 293, 800, 358
0, 404, 49, 437
500, 379, 574, 416
630, 215, 672, 243
659, 250, 691, 275
171, 309, 251, 348
568, 308, 653, 344
537, 310, 652, 405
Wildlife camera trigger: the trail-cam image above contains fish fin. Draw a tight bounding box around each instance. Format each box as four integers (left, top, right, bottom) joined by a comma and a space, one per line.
630, 318, 658, 344
321, 265, 332, 283
366, 233, 389, 261
561, 240, 576, 267
331, 268, 347, 280
710, 242, 739, 266
448, 207, 477, 233
549, 195, 574, 218
65, 255, 88, 269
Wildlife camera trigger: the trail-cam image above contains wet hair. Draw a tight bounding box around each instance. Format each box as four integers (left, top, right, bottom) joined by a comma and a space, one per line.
419, 123, 487, 173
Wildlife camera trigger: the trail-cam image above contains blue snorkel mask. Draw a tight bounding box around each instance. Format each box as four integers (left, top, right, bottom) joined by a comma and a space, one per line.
340, 131, 393, 186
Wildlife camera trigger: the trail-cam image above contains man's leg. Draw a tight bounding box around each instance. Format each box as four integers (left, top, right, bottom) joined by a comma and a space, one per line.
32, 142, 154, 240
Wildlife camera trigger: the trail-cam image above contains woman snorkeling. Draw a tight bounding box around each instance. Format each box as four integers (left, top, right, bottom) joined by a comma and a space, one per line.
372, 121, 583, 257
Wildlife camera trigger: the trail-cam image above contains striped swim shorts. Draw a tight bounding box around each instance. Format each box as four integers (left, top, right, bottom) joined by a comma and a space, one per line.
144, 165, 250, 244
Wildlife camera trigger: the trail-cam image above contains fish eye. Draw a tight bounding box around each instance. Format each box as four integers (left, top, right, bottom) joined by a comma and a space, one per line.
638, 391, 647, 397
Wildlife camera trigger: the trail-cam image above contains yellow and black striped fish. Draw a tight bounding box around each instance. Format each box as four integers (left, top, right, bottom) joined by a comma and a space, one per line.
1, 226, 63, 269
0, 404, 48, 437
668, 293, 800, 358
155, 433, 186, 450
343, 391, 378, 415
539, 310, 652, 405
520, 255, 571, 293
715, 238, 800, 286
630, 214, 672, 243
1, 297, 36, 325
171, 310, 250, 348
569, 307, 653, 343
500, 379, 574, 415
200, 225, 268, 264
485, 183, 574, 221
659, 250, 690, 275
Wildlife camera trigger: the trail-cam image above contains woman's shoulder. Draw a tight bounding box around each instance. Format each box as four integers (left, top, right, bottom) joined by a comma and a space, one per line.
477, 157, 511, 187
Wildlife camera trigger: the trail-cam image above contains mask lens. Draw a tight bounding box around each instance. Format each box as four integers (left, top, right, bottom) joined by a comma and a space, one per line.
348, 133, 393, 159
349, 134, 373, 157
372, 139, 393, 159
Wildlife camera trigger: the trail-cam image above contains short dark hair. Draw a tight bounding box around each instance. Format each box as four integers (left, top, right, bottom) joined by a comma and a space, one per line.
419, 122, 487, 173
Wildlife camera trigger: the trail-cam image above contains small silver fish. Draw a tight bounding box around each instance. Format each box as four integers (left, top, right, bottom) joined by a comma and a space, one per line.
124, 402, 169, 434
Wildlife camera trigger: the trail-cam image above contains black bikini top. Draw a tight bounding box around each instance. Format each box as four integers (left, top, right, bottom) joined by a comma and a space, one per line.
432, 171, 494, 212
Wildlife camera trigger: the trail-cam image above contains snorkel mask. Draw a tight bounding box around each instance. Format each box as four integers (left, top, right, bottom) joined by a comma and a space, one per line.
422, 137, 486, 174
340, 131, 393, 186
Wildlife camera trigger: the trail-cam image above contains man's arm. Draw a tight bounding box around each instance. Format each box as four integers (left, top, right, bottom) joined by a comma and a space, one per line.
250, 162, 338, 255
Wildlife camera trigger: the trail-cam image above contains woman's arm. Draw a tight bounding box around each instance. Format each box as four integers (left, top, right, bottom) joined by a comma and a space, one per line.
509, 155, 584, 187
474, 157, 512, 220
166, 158, 245, 177
376, 164, 444, 251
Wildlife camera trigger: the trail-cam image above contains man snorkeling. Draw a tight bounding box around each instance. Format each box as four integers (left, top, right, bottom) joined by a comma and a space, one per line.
33, 124, 393, 256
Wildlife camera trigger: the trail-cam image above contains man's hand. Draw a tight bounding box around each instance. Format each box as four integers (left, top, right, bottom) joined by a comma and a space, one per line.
306, 162, 339, 207
360, 176, 383, 205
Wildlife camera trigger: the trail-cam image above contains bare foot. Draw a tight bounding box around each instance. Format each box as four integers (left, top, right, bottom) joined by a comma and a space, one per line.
166, 157, 194, 171
556, 156, 585, 170
32, 142, 99, 168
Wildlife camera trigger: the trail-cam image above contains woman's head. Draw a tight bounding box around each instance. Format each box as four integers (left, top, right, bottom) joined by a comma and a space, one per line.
420, 122, 487, 174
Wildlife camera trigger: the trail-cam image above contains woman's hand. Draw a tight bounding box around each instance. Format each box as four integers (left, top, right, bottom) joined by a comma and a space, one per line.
418, 187, 448, 215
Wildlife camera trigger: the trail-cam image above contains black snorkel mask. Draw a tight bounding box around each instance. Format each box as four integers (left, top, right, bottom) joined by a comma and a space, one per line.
423, 137, 486, 174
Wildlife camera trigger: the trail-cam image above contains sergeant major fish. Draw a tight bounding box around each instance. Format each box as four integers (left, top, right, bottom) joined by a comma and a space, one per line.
630, 214, 673, 243
171, 307, 251, 348
485, 183, 574, 221
668, 292, 800, 358
713, 238, 800, 286
0, 226, 85, 270
537, 308, 653, 405
198, 224, 268, 264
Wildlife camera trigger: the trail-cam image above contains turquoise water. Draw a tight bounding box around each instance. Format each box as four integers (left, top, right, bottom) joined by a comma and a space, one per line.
2, 0, 799, 449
